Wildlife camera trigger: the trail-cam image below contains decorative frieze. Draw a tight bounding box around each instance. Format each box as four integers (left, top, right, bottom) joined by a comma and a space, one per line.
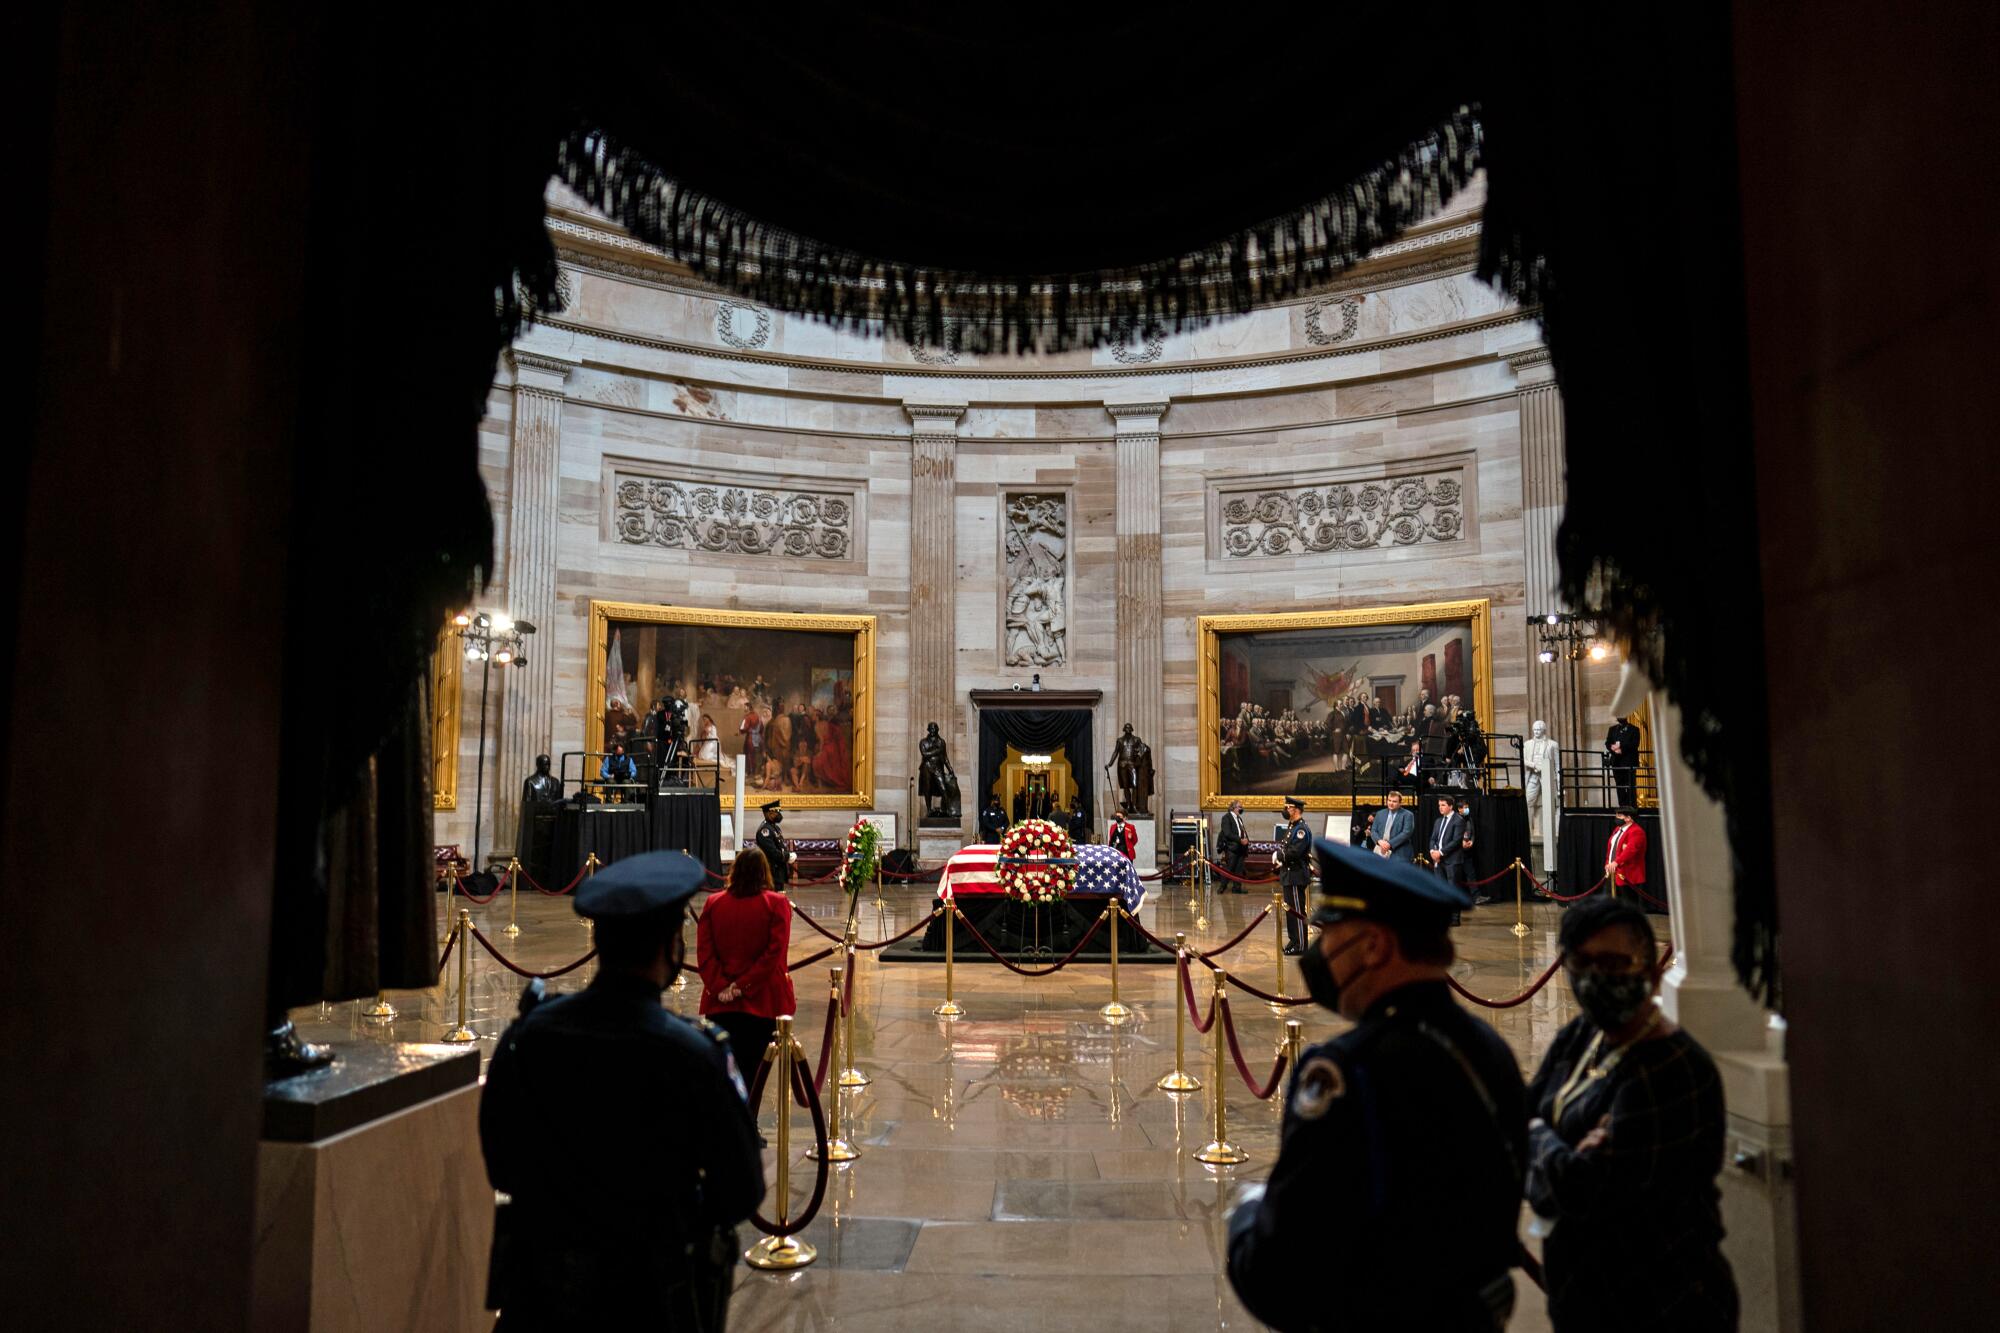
611, 472, 855, 560
1003, 493, 1069, 668
1214, 467, 1466, 559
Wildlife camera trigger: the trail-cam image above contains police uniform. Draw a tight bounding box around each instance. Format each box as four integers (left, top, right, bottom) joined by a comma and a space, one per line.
1227, 840, 1528, 1332
479, 852, 764, 1330
754, 799, 790, 891
1277, 798, 1314, 953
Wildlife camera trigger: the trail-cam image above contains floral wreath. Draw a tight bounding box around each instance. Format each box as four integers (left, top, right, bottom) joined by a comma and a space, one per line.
996, 819, 1078, 904
840, 818, 881, 897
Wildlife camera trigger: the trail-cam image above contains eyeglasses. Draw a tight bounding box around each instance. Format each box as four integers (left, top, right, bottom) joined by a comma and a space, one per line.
1567, 950, 1650, 973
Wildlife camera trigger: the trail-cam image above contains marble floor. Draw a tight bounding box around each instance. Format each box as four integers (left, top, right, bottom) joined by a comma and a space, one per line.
298, 875, 1662, 1331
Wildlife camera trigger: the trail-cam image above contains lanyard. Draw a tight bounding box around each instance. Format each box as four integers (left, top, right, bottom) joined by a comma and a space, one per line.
1550, 1012, 1661, 1126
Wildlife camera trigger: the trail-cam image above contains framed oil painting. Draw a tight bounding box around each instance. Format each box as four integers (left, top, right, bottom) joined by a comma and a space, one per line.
588, 601, 876, 808
1197, 599, 1493, 811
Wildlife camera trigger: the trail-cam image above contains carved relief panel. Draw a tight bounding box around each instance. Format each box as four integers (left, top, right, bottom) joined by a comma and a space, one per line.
1002, 492, 1069, 669
606, 463, 864, 567
1208, 457, 1473, 562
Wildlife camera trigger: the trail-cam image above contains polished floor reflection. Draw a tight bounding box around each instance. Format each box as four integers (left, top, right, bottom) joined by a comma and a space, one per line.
298, 876, 1661, 1331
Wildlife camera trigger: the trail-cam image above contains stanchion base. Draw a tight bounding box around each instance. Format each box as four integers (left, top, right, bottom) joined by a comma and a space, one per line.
1157, 1071, 1202, 1093
806, 1136, 861, 1163
745, 1235, 818, 1270
1100, 1001, 1133, 1024
837, 1068, 871, 1088
1195, 1140, 1249, 1166
673, 974, 688, 992
503, 923, 521, 939
442, 1026, 476, 1044
362, 998, 397, 1020
933, 1000, 964, 1019
1267, 1001, 1290, 1018
1510, 921, 1531, 938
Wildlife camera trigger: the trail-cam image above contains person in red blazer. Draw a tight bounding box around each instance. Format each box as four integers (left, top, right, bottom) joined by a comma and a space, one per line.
1107, 807, 1139, 860
1604, 806, 1649, 893
696, 847, 796, 1075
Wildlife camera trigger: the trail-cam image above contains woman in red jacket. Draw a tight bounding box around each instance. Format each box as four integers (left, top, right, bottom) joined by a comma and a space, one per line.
696, 847, 796, 1075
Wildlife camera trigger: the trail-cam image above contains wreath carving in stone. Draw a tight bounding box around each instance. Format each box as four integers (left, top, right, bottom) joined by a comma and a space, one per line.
1003, 493, 1068, 668
1302, 296, 1363, 346
1108, 318, 1166, 365
613, 475, 852, 560
907, 322, 962, 366
1219, 474, 1464, 558
715, 301, 772, 350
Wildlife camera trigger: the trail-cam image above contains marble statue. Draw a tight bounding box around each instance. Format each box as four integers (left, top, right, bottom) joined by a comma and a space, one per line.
1105, 723, 1155, 817
917, 722, 961, 821
1523, 720, 1560, 866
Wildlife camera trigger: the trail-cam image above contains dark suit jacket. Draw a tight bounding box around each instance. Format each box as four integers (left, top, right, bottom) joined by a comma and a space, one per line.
1430, 811, 1469, 878
1605, 721, 1641, 768
754, 820, 790, 890
1368, 806, 1415, 861
1215, 811, 1247, 859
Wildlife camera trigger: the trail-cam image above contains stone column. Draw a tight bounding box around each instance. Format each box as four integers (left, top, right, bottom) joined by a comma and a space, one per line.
905, 403, 964, 836
1510, 345, 1577, 861
493, 350, 572, 862
1107, 401, 1167, 824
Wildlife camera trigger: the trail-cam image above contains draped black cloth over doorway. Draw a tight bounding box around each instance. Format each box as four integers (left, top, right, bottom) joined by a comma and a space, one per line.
972, 690, 1102, 835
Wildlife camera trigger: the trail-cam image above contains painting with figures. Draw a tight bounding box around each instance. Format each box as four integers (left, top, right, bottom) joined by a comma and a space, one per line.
589, 601, 875, 807
1198, 601, 1492, 809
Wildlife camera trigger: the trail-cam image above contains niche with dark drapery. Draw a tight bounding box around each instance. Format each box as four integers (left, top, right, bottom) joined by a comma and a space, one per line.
976, 709, 1094, 830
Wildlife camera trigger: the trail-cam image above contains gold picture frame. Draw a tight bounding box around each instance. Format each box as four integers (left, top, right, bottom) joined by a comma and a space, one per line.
430, 617, 461, 811
1197, 598, 1494, 811
586, 600, 876, 808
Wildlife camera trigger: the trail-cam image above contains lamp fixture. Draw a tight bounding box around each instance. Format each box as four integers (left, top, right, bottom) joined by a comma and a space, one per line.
454, 609, 538, 872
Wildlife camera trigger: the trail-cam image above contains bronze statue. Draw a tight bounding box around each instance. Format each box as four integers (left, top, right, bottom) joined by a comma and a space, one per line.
917, 722, 961, 821
515, 754, 563, 887
1105, 723, 1155, 816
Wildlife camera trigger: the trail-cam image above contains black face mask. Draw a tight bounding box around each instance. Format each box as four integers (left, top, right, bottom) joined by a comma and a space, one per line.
1572, 969, 1653, 1029
769, 812, 783, 825
1297, 932, 1367, 1013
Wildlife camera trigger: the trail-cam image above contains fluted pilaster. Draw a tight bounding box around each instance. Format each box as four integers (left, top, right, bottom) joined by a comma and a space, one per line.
1108, 401, 1166, 817
1510, 346, 1580, 755
906, 403, 965, 809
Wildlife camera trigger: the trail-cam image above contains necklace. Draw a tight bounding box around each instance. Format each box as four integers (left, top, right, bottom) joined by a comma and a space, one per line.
1550, 1009, 1664, 1126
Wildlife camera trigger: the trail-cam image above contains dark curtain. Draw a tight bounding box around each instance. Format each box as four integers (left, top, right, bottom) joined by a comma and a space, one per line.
1557, 812, 1669, 916
976, 710, 1093, 828
650, 790, 721, 876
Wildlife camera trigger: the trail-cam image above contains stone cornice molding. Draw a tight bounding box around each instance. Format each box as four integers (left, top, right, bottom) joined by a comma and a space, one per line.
904, 402, 967, 435
508, 348, 576, 392
1503, 343, 1557, 389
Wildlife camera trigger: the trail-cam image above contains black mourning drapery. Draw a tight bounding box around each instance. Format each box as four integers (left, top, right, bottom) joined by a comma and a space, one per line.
976, 710, 1094, 829
280, 4, 1773, 1002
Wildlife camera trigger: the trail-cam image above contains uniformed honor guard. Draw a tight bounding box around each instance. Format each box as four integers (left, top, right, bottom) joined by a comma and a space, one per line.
1276, 795, 1313, 954
1228, 839, 1527, 1332
754, 798, 793, 892
479, 850, 764, 1330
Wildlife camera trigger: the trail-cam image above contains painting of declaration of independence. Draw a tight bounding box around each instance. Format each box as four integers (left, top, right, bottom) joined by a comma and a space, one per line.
1201, 602, 1491, 804
589, 602, 875, 805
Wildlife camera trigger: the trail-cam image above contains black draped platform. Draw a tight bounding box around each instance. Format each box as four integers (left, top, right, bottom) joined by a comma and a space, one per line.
649, 789, 722, 875
552, 802, 649, 879
883, 894, 1170, 964
1556, 810, 1668, 914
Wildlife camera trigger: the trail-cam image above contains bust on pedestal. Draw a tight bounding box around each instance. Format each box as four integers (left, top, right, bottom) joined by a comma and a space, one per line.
516, 753, 562, 887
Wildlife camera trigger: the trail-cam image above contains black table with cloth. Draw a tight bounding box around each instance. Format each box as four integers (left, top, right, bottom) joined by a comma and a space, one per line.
1556, 810, 1668, 914
648, 789, 721, 876
1352, 792, 1532, 891
552, 802, 651, 881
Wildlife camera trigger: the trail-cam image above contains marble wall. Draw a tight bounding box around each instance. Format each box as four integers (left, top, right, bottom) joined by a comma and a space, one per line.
434, 189, 1611, 856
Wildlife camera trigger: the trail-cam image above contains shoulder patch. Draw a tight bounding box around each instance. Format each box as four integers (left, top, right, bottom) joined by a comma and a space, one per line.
1292, 1054, 1346, 1121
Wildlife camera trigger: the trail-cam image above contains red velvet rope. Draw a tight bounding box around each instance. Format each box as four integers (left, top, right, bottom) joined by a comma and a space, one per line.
1178, 953, 1219, 1034
1466, 862, 1518, 888
1127, 906, 1271, 963
1217, 996, 1291, 1099
1221, 972, 1315, 1007
1536, 874, 1607, 903
786, 945, 838, 973
750, 1046, 831, 1238
1622, 882, 1670, 910
1207, 861, 1281, 885
950, 905, 1108, 978
516, 864, 588, 896
879, 864, 945, 882
435, 928, 456, 979
854, 911, 939, 951
796, 911, 846, 943
1445, 952, 1567, 1009
467, 924, 597, 978
806, 998, 838, 1097
451, 876, 504, 904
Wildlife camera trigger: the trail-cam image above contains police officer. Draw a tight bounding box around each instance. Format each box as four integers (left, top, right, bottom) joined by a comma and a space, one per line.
1277, 794, 1313, 954
1228, 840, 1527, 1331
754, 798, 793, 892
978, 793, 1008, 844
479, 851, 764, 1330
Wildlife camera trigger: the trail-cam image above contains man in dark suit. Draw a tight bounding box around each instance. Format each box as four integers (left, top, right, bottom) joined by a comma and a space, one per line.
1277, 795, 1313, 954
1604, 715, 1642, 806
1428, 794, 1470, 900
1215, 800, 1249, 893
753, 799, 792, 892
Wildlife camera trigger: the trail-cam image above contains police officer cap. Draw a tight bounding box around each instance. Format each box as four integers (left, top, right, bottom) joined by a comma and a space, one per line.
1281, 793, 1307, 811
760, 798, 783, 815
573, 850, 708, 921
1308, 836, 1469, 930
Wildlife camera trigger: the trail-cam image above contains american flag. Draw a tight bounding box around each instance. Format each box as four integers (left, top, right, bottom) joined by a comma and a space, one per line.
939, 842, 1145, 914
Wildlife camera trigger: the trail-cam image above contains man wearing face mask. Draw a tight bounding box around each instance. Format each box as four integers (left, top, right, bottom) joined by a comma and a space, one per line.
1227, 839, 1526, 1331
1605, 805, 1648, 899
754, 798, 795, 892
480, 851, 764, 1329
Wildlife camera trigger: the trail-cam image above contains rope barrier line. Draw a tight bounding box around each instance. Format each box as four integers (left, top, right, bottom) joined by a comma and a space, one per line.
1207, 862, 1281, 886
1128, 906, 1271, 963
1466, 863, 1517, 889
1221, 972, 1315, 1007
467, 925, 597, 979
517, 865, 588, 896
435, 926, 456, 979
1446, 953, 1567, 1009
854, 911, 938, 951
786, 945, 838, 973
1623, 882, 1670, 910
1216, 995, 1291, 1099
1536, 875, 1607, 903
806, 1000, 838, 1098
451, 876, 504, 904
951, 905, 1108, 978
1178, 953, 1219, 1034
796, 911, 847, 944
750, 1045, 831, 1238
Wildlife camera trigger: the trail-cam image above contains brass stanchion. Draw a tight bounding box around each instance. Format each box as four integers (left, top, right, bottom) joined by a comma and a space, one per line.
839, 921, 870, 1088
504, 858, 521, 938
672, 911, 689, 992
1101, 900, 1131, 1023
1194, 967, 1247, 1165
745, 1016, 818, 1269
1510, 858, 1530, 939
808, 971, 861, 1162
443, 908, 475, 1043
362, 992, 396, 1020
1270, 884, 1290, 1015
933, 903, 964, 1019
1283, 1019, 1303, 1081
1157, 932, 1201, 1093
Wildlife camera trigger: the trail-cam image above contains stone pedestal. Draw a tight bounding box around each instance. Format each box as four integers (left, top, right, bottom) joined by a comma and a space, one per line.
1127, 816, 1158, 868
254, 1043, 490, 1333
919, 830, 964, 863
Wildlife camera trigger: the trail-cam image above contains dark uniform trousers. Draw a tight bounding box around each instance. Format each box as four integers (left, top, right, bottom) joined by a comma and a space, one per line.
1228, 979, 1528, 1331
1277, 821, 1313, 951
754, 819, 789, 891
480, 974, 764, 1330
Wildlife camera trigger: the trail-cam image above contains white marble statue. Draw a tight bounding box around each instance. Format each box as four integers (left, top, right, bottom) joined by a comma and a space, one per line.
1523, 719, 1560, 867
